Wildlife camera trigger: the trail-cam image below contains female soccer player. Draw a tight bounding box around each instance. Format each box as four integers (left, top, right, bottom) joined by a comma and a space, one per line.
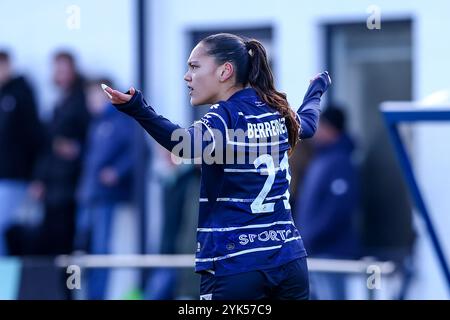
104, 33, 331, 300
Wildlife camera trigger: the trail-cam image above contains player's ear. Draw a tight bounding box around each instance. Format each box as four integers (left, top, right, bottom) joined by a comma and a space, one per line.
218, 62, 234, 82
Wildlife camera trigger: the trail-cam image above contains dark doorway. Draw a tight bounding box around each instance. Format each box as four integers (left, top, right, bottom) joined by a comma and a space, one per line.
326, 20, 415, 260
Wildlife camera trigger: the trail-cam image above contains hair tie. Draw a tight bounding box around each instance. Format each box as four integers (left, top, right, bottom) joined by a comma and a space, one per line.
244, 41, 254, 57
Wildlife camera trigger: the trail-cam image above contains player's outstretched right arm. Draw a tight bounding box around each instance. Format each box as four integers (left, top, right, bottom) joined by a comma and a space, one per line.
104, 85, 210, 161
105, 86, 184, 153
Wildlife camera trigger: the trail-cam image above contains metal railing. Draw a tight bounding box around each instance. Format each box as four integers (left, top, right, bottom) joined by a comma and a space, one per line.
55, 254, 396, 275
54, 254, 397, 299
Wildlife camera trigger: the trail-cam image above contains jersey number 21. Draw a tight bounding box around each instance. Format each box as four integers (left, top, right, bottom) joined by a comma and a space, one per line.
251, 152, 291, 214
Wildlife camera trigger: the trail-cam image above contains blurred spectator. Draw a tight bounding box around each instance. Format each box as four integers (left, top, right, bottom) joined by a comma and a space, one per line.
295, 105, 361, 300
32, 51, 90, 255
0, 50, 44, 255
74, 78, 136, 300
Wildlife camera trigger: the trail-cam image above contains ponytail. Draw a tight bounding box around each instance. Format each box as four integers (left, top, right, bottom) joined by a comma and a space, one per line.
245, 40, 300, 154
201, 34, 300, 154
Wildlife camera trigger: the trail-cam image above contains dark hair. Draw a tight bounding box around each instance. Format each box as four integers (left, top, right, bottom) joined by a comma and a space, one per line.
201, 33, 300, 154
321, 104, 346, 132
53, 50, 85, 89
54, 51, 76, 67
0, 50, 10, 63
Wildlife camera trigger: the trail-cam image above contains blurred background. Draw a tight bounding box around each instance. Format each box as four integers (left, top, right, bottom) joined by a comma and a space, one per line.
0, 0, 449, 300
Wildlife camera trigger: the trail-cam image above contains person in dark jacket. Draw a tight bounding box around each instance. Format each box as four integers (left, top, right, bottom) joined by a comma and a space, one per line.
0, 51, 45, 255
74, 78, 136, 300
31, 51, 90, 255
295, 105, 361, 300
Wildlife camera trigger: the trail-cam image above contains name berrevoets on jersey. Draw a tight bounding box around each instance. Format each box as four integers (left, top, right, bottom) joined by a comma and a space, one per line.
247, 117, 287, 139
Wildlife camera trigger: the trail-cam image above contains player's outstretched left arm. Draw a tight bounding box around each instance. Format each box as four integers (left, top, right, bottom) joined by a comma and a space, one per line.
297, 71, 331, 139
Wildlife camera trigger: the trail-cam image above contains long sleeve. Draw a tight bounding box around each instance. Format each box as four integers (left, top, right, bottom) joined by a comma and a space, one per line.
114, 91, 181, 149
114, 91, 224, 160
297, 71, 331, 139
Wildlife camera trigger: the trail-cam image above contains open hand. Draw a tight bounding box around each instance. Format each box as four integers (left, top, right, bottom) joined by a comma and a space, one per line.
103, 84, 136, 104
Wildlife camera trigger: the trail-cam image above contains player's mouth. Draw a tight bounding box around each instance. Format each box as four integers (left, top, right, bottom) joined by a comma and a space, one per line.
188, 85, 194, 95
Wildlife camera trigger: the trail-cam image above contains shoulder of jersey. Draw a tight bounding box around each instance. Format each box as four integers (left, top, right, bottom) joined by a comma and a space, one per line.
205, 101, 237, 129
209, 102, 228, 111
207, 101, 235, 118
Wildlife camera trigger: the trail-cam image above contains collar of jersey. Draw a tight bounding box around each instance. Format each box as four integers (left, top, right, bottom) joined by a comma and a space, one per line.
227, 87, 258, 102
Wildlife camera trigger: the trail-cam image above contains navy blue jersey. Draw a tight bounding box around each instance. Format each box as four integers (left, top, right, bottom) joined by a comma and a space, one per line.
115, 73, 330, 276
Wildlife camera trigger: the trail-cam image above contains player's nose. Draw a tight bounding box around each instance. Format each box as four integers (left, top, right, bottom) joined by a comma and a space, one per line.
184, 71, 191, 82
